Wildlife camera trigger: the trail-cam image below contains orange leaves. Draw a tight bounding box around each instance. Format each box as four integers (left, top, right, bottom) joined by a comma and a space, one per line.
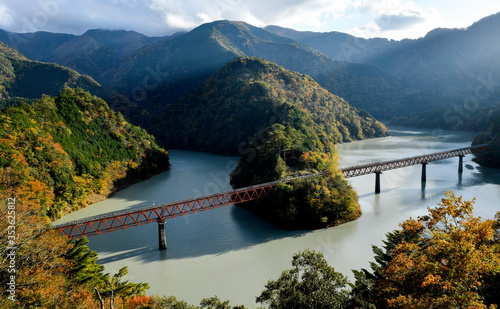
375, 191, 500, 308
125, 295, 153, 309
422, 274, 441, 288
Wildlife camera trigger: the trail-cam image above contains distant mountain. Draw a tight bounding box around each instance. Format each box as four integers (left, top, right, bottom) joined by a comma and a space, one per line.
267, 11, 500, 103
110, 20, 427, 119
264, 25, 406, 63
366, 12, 500, 100
152, 57, 386, 154
0, 29, 167, 86
0, 41, 145, 125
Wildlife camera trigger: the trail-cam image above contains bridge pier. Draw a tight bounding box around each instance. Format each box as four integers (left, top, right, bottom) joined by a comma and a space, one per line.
375, 172, 382, 194
458, 155, 464, 173
158, 220, 167, 251
421, 162, 427, 182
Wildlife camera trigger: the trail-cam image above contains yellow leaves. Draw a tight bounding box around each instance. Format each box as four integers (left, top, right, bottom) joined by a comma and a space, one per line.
376, 192, 500, 308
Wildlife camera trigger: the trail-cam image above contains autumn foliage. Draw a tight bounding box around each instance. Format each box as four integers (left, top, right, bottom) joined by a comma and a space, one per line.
350, 191, 500, 309
1, 89, 167, 307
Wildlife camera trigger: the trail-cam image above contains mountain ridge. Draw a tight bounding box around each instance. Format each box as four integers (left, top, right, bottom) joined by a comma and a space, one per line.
152, 57, 386, 155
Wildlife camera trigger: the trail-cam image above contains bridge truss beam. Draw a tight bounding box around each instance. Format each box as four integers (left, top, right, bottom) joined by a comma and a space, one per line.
340, 144, 488, 178
54, 183, 276, 239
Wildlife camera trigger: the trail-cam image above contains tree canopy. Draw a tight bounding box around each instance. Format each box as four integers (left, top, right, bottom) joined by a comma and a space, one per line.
257, 250, 350, 309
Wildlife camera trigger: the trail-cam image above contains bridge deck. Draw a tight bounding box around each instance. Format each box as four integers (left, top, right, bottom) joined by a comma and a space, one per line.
52, 144, 489, 239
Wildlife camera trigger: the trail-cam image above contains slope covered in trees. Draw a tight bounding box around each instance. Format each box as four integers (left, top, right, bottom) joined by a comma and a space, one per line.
2, 21, 425, 121
153, 57, 386, 155
110, 20, 427, 120
0, 88, 169, 218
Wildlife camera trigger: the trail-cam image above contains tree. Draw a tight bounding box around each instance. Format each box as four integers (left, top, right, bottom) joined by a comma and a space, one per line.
96, 266, 150, 309
366, 191, 500, 308
256, 250, 350, 309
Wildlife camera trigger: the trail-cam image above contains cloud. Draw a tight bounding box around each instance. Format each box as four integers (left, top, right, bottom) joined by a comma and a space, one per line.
362, 0, 439, 30
147, 0, 359, 32
351, 0, 441, 39
374, 13, 426, 31
0, 5, 13, 27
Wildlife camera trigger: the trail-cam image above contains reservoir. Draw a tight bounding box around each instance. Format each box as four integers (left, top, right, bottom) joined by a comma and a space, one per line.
53, 126, 500, 308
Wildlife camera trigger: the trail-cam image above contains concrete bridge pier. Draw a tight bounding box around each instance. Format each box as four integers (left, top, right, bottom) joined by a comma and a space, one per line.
375, 172, 382, 194
421, 162, 427, 182
158, 220, 167, 250
458, 155, 464, 173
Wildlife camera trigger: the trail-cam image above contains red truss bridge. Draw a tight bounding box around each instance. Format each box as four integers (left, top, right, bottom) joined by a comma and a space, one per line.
52, 144, 489, 249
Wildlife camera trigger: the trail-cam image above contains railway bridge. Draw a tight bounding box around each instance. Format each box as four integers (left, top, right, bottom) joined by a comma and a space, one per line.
52, 144, 489, 250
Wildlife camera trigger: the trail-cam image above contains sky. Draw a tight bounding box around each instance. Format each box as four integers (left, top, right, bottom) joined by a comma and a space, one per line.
0, 0, 499, 40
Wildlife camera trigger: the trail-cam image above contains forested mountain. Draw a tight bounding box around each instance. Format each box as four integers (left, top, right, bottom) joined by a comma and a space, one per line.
152, 57, 386, 155
2, 13, 500, 126
0, 88, 169, 219
0, 41, 100, 101
0, 29, 167, 86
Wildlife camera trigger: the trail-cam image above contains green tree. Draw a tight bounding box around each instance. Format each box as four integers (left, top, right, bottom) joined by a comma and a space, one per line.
95, 266, 149, 308
256, 250, 350, 309
65, 238, 105, 285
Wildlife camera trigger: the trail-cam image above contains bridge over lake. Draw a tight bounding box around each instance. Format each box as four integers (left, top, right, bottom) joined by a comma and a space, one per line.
52, 144, 489, 250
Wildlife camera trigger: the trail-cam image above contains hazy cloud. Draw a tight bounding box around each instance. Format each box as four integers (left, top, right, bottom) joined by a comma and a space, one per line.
375, 13, 426, 31
0, 0, 361, 35
0, 0, 494, 40
352, 0, 441, 39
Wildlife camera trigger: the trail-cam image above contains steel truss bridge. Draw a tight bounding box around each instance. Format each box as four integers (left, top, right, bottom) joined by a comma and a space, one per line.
52, 144, 489, 248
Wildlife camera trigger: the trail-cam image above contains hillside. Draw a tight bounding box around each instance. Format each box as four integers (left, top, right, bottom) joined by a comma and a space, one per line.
3, 13, 500, 125
0, 88, 169, 218
152, 57, 386, 155
267, 12, 500, 99
264, 25, 405, 63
